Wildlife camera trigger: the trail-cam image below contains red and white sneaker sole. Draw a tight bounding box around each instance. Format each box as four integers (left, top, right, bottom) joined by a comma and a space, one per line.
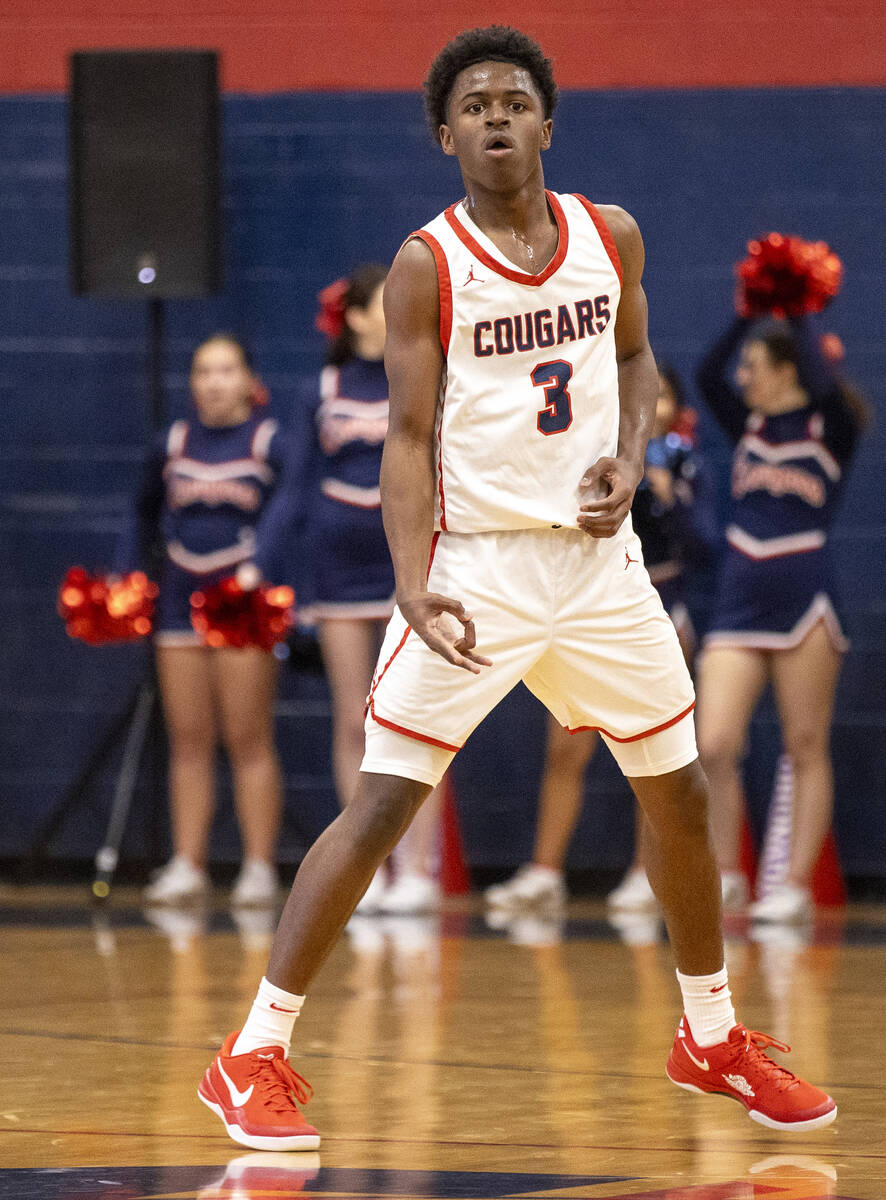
667, 1072, 837, 1131
198, 1086, 321, 1152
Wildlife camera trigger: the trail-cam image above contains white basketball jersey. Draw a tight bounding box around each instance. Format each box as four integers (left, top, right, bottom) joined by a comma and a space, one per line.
414, 190, 623, 532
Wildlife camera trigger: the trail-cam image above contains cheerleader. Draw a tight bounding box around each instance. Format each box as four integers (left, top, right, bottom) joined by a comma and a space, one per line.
300, 266, 442, 914
118, 334, 303, 906
695, 314, 869, 921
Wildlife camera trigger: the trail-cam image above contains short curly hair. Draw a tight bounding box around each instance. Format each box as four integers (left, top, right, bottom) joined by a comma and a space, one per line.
424, 26, 558, 143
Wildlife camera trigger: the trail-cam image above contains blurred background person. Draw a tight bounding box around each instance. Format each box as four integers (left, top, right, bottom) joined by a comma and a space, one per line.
695, 309, 870, 922
485, 364, 716, 914
298, 265, 443, 914
117, 334, 302, 906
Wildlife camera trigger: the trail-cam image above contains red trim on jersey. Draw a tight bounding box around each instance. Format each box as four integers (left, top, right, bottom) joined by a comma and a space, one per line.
569, 700, 695, 743
410, 230, 452, 353
367, 701, 461, 753
443, 190, 569, 287
572, 194, 623, 285
408, 232, 450, 529
427, 530, 441, 576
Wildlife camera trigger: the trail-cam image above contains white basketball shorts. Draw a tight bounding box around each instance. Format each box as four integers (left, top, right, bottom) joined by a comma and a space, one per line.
362, 524, 697, 786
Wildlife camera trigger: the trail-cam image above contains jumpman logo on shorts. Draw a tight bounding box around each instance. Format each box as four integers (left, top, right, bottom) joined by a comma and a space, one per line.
624, 548, 638, 570
463, 263, 485, 286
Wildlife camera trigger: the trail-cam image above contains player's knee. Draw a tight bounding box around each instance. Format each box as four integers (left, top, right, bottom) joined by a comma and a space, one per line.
346, 774, 427, 850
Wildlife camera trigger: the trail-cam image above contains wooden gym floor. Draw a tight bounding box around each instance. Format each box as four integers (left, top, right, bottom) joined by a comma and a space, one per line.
1, 884, 885, 1199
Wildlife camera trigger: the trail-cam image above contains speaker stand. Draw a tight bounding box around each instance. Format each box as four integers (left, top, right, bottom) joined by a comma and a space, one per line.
21, 299, 169, 901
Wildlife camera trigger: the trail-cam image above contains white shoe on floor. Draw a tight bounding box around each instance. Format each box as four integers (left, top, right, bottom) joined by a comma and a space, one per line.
354, 869, 388, 914
721, 870, 749, 912
379, 872, 441, 914
606, 867, 658, 911
231, 859, 279, 907
748, 882, 813, 924
484, 864, 566, 908
143, 856, 209, 904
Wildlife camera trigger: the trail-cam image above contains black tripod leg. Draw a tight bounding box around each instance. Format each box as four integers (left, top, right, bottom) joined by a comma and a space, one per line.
17, 682, 144, 882
92, 680, 157, 900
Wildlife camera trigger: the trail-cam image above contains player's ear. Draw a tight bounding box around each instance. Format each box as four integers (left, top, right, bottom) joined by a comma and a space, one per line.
541, 119, 553, 151
439, 124, 457, 157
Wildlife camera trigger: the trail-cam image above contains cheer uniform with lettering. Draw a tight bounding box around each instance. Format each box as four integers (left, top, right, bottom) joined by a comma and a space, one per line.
362, 191, 698, 786
698, 315, 860, 650
296, 357, 394, 620
117, 412, 302, 646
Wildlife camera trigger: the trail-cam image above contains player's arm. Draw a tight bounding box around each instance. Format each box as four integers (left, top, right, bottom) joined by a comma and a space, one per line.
578, 205, 659, 538
382, 238, 491, 672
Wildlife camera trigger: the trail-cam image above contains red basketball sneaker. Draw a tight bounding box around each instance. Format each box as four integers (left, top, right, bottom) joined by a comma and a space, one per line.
198, 1032, 320, 1151
667, 1016, 837, 1130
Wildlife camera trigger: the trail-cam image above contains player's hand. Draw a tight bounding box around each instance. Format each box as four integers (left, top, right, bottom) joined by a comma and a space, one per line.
577, 456, 642, 538
398, 590, 492, 673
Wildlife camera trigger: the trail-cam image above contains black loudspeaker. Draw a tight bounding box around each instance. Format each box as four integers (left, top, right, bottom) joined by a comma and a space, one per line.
70, 50, 221, 298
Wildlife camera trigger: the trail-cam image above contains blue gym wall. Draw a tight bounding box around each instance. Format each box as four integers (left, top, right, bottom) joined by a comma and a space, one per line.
1, 89, 884, 877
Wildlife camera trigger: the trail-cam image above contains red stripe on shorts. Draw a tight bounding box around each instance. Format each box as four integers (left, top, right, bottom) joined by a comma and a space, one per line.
569, 700, 695, 743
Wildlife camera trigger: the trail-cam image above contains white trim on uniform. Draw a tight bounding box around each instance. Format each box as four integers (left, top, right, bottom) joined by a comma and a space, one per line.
166, 534, 254, 575
726, 525, 826, 560
167, 419, 189, 457
704, 592, 849, 654
154, 629, 203, 647
740, 432, 841, 482
320, 478, 382, 508
250, 417, 278, 461
163, 457, 274, 485
300, 596, 396, 622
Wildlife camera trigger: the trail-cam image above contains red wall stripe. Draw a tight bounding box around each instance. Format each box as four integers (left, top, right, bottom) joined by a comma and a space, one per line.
5, 1, 886, 93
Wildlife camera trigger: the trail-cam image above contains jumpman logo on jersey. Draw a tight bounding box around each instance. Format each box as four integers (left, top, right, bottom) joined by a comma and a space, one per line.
625, 548, 638, 570
463, 263, 485, 286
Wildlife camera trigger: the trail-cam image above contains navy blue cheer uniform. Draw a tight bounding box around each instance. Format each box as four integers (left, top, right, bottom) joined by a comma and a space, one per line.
697, 315, 861, 651
117, 411, 303, 647
631, 431, 717, 635
297, 357, 394, 620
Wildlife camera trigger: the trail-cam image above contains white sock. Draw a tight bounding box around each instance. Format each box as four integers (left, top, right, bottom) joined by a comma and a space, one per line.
231, 977, 304, 1057
676, 966, 736, 1047
528, 863, 563, 879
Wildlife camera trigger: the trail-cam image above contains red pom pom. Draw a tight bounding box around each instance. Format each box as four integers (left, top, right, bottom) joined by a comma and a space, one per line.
735, 233, 843, 318
190, 577, 295, 651
58, 568, 156, 644
314, 278, 349, 339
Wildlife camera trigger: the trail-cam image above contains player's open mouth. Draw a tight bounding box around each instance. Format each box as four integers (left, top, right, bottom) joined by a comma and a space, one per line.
484, 134, 514, 155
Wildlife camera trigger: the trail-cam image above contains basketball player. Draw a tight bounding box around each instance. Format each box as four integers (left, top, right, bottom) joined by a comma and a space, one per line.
198, 27, 835, 1150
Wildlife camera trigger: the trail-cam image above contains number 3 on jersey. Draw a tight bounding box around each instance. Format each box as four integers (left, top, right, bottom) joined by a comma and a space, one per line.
532, 360, 573, 436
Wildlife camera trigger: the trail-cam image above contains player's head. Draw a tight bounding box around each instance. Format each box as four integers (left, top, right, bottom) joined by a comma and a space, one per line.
319, 262, 388, 366
190, 334, 258, 425
420, 24, 552, 152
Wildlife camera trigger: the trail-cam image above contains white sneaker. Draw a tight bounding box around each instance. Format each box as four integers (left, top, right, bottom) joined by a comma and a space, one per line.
721, 870, 749, 912
231, 859, 278, 907
748, 882, 813, 924
378, 872, 441, 914
484, 864, 566, 909
606, 867, 658, 911
143, 856, 209, 904
354, 868, 388, 914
